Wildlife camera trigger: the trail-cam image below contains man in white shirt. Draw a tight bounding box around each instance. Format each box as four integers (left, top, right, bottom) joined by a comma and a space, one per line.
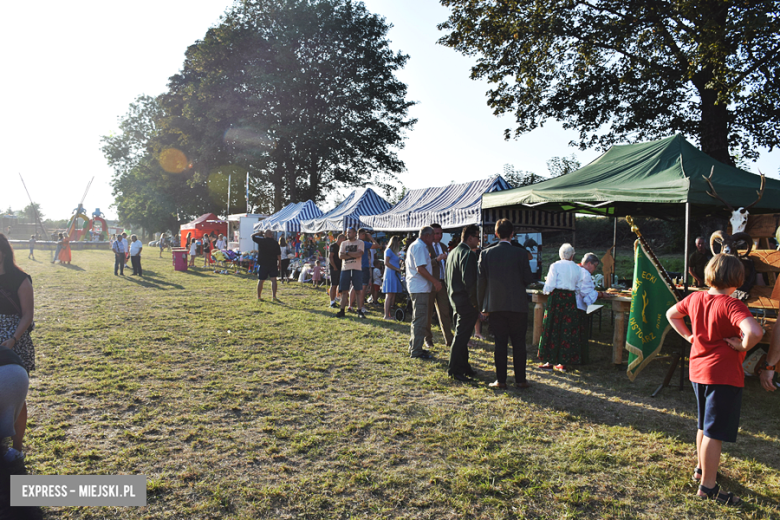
406, 226, 442, 359
129, 234, 144, 276
425, 223, 453, 348
215, 234, 226, 250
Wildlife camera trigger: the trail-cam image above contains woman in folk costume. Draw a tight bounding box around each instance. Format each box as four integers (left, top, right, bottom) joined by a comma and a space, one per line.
538, 243, 584, 372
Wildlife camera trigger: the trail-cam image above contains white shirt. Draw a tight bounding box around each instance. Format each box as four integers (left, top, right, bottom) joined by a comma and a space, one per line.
129, 240, 143, 256
432, 241, 446, 280
121, 238, 129, 255
372, 267, 382, 286
215, 238, 226, 250
576, 266, 599, 311
405, 239, 432, 294
542, 259, 582, 294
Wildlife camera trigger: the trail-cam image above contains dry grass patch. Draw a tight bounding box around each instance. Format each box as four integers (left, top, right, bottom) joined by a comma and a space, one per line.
5, 250, 778, 519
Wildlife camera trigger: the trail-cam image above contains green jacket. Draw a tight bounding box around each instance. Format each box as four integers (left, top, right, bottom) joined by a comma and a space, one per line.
446, 242, 478, 309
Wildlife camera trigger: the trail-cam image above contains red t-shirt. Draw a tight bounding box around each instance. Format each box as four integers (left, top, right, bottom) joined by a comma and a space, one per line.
675, 291, 754, 387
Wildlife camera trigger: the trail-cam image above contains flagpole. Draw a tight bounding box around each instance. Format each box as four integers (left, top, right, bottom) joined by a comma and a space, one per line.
626, 216, 681, 301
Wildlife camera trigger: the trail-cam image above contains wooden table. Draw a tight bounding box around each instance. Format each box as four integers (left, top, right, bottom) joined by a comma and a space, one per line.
529, 291, 632, 365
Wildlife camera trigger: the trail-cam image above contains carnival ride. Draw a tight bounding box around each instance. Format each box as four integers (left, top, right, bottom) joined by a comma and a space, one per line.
65, 178, 109, 241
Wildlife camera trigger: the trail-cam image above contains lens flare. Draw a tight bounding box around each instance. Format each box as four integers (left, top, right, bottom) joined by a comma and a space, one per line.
159, 148, 188, 173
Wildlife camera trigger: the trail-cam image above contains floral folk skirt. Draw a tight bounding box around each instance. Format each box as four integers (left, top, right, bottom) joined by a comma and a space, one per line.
0, 314, 35, 372
537, 289, 587, 365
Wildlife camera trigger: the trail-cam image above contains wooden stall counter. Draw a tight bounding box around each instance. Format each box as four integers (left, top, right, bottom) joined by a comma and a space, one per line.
529, 289, 632, 365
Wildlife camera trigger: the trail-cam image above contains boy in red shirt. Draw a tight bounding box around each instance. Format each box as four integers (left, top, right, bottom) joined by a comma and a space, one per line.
666, 254, 763, 507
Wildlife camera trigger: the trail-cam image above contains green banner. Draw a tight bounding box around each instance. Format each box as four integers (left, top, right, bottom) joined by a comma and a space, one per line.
626, 241, 679, 381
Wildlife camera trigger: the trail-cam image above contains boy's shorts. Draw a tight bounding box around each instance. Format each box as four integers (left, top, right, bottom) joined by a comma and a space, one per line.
340, 270, 363, 293
692, 382, 743, 443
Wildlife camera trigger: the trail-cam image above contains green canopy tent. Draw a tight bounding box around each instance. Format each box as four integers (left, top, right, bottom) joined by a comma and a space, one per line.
482, 135, 780, 219
482, 134, 780, 287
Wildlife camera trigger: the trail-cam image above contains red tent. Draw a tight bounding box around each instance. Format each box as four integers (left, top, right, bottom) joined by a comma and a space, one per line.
179, 213, 228, 247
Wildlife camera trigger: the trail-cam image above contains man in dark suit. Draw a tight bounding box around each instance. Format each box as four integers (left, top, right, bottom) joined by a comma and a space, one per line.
445, 225, 482, 381
478, 218, 535, 389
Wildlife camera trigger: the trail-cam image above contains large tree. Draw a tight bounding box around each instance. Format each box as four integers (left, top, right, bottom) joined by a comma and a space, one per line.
101, 96, 214, 232
438, 0, 780, 165
157, 0, 416, 211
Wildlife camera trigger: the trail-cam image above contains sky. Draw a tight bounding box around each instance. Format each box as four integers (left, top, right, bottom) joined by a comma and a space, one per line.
2, 0, 778, 220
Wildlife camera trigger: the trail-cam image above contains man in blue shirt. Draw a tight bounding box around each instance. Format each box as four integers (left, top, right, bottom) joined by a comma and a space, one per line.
111, 236, 125, 276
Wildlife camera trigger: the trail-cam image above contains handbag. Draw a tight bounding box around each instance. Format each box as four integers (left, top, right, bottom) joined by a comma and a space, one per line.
0, 287, 35, 333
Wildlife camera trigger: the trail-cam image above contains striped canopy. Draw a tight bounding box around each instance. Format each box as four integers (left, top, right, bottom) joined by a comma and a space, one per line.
361, 176, 511, 231
300, 188, 392, 233
253, 200, 323, 233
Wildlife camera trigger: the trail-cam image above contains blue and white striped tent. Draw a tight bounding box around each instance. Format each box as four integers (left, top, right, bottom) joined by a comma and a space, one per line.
300, 188, 392, 233
362, 176, 511, 231
253, 200, 323, 233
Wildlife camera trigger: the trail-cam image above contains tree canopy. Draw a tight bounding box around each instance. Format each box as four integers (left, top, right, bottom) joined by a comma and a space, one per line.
156, 0, 415, 212
102, 0, 415, 232
438, 0, 780, 166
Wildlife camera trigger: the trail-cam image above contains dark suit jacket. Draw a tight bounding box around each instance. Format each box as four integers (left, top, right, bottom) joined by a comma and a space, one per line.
427, 242, 448, 280
446, 242, 478, 309
478, 241, 535, 313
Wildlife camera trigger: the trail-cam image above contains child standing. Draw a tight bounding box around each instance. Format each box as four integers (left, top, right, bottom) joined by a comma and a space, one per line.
311, 260, 323, 287
666, 254, 763, 507
371, 259, 383, 305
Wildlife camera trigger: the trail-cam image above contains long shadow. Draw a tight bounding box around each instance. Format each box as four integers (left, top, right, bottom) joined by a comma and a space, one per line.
122, 276, 182, 290
59, 263, 85, 272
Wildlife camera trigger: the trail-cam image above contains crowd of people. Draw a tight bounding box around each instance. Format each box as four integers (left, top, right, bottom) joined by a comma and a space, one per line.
2, 220, 780, 509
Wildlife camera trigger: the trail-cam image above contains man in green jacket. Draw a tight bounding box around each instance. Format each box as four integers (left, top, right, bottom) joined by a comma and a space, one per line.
445, 225, 482, 381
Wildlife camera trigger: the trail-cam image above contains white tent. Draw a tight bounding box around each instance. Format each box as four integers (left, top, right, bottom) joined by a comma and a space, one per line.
300, 188, 392, 233
361, 176, 510, 231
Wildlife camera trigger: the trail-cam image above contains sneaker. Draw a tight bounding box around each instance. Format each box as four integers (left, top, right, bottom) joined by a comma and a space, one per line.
335, 309, 346, 318
357, 310, 366, 319
329, 301, 337, 308
361, 307, 368, 314
347, 307, 355, 313
538, 363, 553, 370
554, 364, 567, 372
3, 448, 24, 463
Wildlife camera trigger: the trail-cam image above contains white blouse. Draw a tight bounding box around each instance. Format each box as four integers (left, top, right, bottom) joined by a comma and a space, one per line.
543, 260, 582, 294
576, 266, 599, 311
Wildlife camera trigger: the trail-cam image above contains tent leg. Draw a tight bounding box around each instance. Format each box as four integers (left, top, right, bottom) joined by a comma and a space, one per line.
684, 202, 690, 292
612, 217, 617, 284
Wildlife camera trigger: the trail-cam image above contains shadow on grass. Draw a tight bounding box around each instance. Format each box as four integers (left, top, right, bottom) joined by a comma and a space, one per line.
59, 263, 85, 272
123, 274, 184, 290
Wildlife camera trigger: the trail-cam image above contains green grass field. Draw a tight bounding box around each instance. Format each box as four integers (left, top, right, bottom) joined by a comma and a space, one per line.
10, 249, 780, 518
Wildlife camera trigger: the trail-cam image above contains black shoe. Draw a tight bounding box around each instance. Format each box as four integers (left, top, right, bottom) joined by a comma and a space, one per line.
335, 309, 346, 318
329, 301, 337, 308
411, 350, 433, 360
357, 310, 366, 319
451, 373, 471, 382
464, 367, 477, 377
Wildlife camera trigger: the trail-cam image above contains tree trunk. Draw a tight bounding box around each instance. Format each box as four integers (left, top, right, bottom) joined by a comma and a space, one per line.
697, 82, 733, 167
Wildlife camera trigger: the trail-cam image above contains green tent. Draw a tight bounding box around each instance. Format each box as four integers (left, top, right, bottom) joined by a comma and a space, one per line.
482, 135, 780, 218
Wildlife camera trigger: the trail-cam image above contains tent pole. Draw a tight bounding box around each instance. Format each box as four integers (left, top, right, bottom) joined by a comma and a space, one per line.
684, 203, 690, 291
652, 203, 691, 397
612, 217, 617, 284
